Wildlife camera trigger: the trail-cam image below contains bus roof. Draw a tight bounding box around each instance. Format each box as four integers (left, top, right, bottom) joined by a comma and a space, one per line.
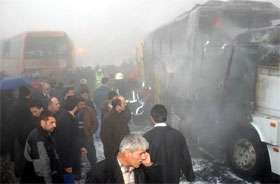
153, 0, 280, 34
4, 31, 68, 40
23, 31, 67, 37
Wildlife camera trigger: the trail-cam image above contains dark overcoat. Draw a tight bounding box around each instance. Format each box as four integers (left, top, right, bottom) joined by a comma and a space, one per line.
87, 157, 162, 184
101, 109, 130, 158
144, 125, 195, 183
53, 110, 81, 173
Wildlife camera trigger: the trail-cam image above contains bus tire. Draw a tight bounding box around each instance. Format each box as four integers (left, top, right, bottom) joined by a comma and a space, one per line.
227, 128, 270, 179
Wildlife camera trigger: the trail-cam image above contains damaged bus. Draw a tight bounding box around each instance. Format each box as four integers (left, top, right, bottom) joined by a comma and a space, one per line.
143, 0, 280, 178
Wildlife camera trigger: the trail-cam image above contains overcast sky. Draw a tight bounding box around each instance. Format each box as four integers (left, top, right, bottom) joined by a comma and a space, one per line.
0, 0, 280, 66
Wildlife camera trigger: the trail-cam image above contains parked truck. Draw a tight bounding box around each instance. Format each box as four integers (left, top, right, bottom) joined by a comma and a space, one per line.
143, 0, 280, 178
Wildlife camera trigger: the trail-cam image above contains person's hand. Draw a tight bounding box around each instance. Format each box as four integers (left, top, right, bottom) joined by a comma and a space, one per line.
141, 152, 153, 167
64, 167, 72, 173
81, 147, 88, 155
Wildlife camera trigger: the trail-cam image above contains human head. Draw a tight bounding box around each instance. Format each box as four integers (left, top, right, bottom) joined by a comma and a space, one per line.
29, 100, 44, 117
115, 72, 124, 80
63, 87, 76, 100
19, 86, 31, 99
107, 90, 118, 100
77, 97, 87, 110
111, 96, 126, 112
80, 89, 90, 100
64, 96, 79, 112
97, 68, 102, 73
41, 82, 50, 95
47, 97, 61, 114
80, 78, 87, 85
119, 134, 149, 168
101, 77, 109, 85
150, 104, 167, 123
39, 111, 56, 133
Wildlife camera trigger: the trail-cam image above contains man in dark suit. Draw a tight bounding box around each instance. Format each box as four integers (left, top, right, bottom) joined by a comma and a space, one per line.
88, 134, 161, 184
101, 96, 131, 159
144, 104, 195, 183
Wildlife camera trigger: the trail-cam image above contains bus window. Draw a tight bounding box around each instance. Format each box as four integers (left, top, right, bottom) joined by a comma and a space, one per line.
2, 41, 10, 58
9, 39, 21, 59
24, 36, 70, 59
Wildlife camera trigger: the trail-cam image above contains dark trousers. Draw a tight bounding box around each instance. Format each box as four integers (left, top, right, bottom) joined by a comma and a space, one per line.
86, 138, 97, 166
21, 161, 63, 184
21, 161, 44, 184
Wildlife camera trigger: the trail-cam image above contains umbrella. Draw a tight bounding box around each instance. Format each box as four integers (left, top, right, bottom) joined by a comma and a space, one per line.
0, 76, 32, 90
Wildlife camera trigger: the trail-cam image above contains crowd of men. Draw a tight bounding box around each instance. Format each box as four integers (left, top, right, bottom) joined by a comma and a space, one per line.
0, 75, 195, 184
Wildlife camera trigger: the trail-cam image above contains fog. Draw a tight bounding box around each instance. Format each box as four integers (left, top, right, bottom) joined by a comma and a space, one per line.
1, 1, 280, 182
1, 0, 280, 66
0, 0, 203, 66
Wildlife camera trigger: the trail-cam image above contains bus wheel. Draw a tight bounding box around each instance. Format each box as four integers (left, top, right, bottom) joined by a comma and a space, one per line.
227, 129, 270, 179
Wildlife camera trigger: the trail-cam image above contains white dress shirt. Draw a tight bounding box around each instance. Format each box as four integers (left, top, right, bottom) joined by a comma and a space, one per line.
117, 159, 135, 184
154, 122, 167, 127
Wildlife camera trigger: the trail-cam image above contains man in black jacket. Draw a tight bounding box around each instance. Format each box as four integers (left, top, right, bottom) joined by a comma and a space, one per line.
22, 111, 63, 183
88, 134, 161, 184
144, 104, 195, 183
51, 96, 84, 180
12, 86, 32, 178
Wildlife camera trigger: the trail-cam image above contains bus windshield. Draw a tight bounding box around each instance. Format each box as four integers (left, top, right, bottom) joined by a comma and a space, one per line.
24, 36, 70, 59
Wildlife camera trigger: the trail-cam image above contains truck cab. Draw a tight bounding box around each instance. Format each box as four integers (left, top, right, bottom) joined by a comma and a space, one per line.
227, 31, 280, 176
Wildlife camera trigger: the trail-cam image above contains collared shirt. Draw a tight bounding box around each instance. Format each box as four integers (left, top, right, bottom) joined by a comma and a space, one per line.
43, 92, 50, 98
154, 122, 167, 127
117, 159, 135, 184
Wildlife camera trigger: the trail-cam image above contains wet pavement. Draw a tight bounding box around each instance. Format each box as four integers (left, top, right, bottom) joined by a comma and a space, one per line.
190, 157, 251, 184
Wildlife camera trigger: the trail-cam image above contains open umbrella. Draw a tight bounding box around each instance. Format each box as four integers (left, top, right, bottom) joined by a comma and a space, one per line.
0, 76, 32, 90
